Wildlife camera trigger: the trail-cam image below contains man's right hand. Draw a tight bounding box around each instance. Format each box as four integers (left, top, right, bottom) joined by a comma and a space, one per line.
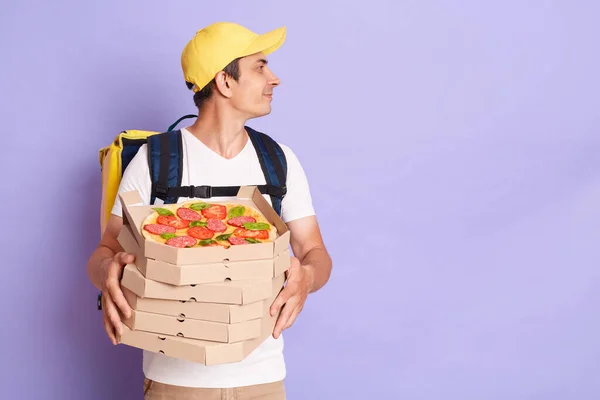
101, 251, 135, 345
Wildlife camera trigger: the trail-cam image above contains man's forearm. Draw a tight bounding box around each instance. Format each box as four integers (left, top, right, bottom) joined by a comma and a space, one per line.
87, 245, 116, 291
299, 246, 332, 293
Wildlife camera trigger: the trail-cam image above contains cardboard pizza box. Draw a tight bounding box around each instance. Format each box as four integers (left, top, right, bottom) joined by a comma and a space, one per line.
121, 264, 275, 305
121, 273, 285, 343
117, 273, 285, 365
118, 305, 281, 366
121, 273, 285, 324
118, 186, 290, 266
118, 222, 291, 285
122, 310, 262, 343
122, 287, 264, 324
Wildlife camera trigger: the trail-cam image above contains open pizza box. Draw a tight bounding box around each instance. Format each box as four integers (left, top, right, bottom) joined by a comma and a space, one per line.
118, 186, 291, 266
121, 274, 285, 343
118, 221, 291, 286
117, 274, 285, 365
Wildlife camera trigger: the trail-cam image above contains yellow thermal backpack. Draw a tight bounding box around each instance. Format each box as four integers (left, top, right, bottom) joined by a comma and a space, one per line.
97, 114, 288, 235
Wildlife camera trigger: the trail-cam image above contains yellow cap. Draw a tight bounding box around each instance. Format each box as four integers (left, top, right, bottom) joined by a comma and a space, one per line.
181, 22, 287, 93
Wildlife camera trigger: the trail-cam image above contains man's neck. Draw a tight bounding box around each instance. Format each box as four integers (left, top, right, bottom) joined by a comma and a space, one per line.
185, 106, 249, 160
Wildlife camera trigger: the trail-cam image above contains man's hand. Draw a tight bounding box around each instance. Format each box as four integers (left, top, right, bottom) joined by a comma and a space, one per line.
270, 256, 315, 339
101, 252, 135, 345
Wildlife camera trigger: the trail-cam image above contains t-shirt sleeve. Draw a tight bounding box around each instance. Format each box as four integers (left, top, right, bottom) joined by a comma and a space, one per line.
111, 144, 152, 218
279, 144, 316, 223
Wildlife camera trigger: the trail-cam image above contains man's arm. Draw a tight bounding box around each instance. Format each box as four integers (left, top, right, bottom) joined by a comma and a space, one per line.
270, 215, 332, 338
88, 144, 150, 344
87, 215, 125, 291
87, 214, 135, 343
287, 215, 332, 293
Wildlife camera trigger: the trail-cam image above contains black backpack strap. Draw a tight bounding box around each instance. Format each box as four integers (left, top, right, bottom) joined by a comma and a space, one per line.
145, 125, 287, 216
147, 130, 184, 205
163, 184, 286, 200
246, 126, 287, 217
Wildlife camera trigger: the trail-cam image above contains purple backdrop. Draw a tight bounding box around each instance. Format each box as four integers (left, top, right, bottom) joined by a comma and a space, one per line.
2, 1, 599, 399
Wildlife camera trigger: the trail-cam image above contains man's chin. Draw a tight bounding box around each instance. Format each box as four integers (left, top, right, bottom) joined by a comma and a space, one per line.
250, 106, 273, 119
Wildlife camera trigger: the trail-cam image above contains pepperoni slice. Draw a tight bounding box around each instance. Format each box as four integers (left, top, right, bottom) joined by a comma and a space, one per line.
187, 226, 215, 240
207, 218, 227, 233
228, 236, 248, 245
227, 216, 256, 227
176, 207, 203, 221
233, 228, 269, 240
165, 236, 197, 248
201, 204, 227, 220
157, 215, 190, 229
144, 224, 176, 235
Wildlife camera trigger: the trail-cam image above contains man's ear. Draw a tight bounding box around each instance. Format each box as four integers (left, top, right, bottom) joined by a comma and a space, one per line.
214, 72, 233, 98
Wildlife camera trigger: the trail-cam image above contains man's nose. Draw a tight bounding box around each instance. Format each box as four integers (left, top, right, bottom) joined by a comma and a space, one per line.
268, 70, 281, 86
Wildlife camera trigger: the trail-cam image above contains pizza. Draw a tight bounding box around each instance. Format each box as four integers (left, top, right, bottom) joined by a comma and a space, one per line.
140, 201, 277, 248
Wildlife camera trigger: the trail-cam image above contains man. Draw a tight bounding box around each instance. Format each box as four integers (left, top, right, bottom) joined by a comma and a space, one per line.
86, 21, 332, 399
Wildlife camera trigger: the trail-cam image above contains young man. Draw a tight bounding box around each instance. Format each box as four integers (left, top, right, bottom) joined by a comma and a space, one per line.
86, 22, 332, 399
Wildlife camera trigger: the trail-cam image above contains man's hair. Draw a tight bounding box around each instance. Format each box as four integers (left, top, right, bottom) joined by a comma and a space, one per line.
185, 58, 241, 109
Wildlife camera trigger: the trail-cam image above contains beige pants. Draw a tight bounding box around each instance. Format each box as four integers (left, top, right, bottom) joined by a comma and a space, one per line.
144, 377, 286, 400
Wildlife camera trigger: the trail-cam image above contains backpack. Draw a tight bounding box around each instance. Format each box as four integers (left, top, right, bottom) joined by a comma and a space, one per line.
98, 114, 287, 235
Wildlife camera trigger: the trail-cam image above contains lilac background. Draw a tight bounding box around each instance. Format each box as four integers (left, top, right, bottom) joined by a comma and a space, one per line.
1, 1, 599, 399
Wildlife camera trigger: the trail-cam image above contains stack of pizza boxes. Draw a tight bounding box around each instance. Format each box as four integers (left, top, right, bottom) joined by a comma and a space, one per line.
115, 186, 291, 365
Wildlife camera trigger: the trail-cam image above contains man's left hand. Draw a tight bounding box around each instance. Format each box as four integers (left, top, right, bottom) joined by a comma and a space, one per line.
270, 256, 315, 339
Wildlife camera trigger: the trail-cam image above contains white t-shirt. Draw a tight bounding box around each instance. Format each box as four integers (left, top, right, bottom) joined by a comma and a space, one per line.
111, 127, 315, 388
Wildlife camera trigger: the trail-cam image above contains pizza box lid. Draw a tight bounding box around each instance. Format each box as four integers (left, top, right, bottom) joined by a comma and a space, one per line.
117, 223, 291, 286
122, 273, 285, 324
120, 263, 275, 305
117, 284, 283, 365
118, 186, 290, 266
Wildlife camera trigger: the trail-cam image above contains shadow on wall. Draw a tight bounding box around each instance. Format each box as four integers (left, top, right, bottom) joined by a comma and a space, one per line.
57, 64, 192, 398
67, 166, 143, 399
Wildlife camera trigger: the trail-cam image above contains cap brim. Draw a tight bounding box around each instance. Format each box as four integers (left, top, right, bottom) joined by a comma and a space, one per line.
243, 26, 287, 57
